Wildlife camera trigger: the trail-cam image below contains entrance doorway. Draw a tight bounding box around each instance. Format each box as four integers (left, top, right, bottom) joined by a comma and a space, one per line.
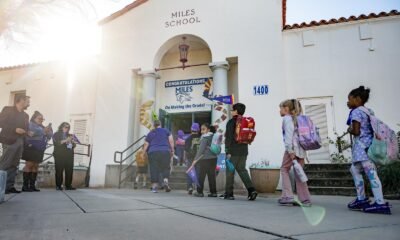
159, 110, 211, 135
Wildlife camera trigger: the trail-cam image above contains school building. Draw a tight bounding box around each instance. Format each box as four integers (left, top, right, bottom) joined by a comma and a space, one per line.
0, 0, 399, 187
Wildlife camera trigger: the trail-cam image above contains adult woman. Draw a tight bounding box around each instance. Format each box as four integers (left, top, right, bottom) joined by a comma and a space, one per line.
142, 120, 174, 193
21, 111, 53, 192
52, 122, 76, 190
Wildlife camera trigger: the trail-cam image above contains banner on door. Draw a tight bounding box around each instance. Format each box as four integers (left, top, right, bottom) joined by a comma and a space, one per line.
162, 77, 213, 113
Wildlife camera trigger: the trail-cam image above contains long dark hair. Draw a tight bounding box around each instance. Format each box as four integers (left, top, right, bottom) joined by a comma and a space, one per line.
57, 122, 71, 133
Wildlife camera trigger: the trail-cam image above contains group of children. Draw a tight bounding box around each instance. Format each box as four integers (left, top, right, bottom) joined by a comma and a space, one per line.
134, 86, 393, 215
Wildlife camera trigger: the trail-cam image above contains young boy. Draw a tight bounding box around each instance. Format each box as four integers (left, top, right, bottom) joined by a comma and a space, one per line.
184, 123, 201, 194
223, 103, 258, 201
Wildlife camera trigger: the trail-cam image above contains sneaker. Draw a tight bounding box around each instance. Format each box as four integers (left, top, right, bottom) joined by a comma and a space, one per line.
151, 187, 158, 193
65, 187, 76, 190
363, 202, 391, 215
5, 187, 21, 194
278, 197, 295, 206
348, 198, 370, 210
165, 185, 171, 192
193, 192, 204, 197
293, 200, 312, 207
219, 193, 227, 199
56, 186, 63, 191
248, 191, 258, 201
224, 194, 235, 200
188, 187, 193, 195
208, 193, 218, 197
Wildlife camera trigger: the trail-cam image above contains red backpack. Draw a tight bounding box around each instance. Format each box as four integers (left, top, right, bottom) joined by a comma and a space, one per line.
235, 116, 256, 144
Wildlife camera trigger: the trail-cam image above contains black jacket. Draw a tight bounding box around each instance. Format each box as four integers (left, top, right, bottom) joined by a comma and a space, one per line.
184, 133, 201, 160
0, 106, 29, 145
225, 116, 248, 156
52, 131, 75, 158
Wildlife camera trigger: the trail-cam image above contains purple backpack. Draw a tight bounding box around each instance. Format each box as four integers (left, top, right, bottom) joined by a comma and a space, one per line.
296, 115, 322, 151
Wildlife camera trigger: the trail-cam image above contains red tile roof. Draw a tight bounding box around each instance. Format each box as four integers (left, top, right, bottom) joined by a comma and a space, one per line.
283, 8, 400, 31
98, 0, 148, 25
0, 62, 42, 72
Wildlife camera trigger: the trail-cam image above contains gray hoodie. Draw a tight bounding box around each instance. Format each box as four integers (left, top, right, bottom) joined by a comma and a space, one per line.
194, 132, 216, 160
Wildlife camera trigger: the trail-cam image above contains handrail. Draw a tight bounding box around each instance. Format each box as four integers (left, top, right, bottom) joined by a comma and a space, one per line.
114, 135, 146, 188
114, 135, 146, 163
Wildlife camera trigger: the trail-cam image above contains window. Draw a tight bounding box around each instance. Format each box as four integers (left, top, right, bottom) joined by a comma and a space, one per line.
9, 90, 26, 105
299, 97, 336, 163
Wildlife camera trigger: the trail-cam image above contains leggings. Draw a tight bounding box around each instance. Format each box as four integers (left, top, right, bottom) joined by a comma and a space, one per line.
350, 160, 384, 204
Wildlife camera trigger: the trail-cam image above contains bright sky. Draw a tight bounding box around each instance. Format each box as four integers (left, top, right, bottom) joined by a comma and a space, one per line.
287, 0, 400, 24
0, 0, 399, 67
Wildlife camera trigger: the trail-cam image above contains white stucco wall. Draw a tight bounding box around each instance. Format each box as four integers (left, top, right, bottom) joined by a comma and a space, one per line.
3, 0, 398, 187
0, 59, 98, 137
91, 0, 286, 186
283, 17, 400, 139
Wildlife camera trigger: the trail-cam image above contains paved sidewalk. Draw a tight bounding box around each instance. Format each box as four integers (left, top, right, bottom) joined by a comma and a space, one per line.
0, 189, 399, 240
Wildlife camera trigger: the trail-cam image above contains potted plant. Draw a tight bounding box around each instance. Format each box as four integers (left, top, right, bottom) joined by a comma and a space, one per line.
249, 160, 280, 193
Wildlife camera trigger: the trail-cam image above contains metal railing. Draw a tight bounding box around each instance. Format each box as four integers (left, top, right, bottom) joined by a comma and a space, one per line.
114, 135, 146, 188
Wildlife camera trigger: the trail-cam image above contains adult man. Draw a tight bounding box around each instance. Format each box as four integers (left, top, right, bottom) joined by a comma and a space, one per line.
223, 103, 258, 200
0, 95, 30, 194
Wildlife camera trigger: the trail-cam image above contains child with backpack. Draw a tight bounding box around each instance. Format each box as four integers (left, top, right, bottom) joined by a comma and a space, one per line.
278, 99, 312, 207
189, 123, 218, 197
134, 148, 148, 189
184, 123, 201, 194
222, 103, 258, 201
175, 130, 186, 166
346, 86, 391, 214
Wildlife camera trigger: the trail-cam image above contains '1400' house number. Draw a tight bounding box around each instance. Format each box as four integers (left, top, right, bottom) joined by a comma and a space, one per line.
253, 85, 269, 96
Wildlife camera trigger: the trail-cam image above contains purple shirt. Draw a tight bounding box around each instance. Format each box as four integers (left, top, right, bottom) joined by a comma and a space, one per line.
145, 128, 171, 154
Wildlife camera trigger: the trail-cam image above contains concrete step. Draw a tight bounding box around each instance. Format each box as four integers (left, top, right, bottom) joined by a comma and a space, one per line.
308, 186, 356, 196
305, 170, 352, 179
308, 178, 354, 188
304, 164, 351, 171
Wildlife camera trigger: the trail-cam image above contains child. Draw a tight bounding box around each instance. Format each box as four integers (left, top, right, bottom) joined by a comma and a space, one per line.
134, 148, 148, 189
187, 123, 218, 197
184, 123, 201, 194
223, 103, 258, 201
278, 99, 312, 207
346, 86, 391, 214
175, 130, 186, 166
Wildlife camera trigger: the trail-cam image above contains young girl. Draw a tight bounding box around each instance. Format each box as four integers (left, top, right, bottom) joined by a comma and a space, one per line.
175, 130, 186, 166
346, 86, 391, 214
278, 99, 312, 207
188, 123, 218, 197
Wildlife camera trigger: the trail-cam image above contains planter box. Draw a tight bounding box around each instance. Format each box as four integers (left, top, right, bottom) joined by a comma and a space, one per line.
250, 168, 280, 193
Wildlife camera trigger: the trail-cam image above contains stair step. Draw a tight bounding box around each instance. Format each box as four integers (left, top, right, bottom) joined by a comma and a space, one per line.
305, 170, 352, 179
308, 186, 356, 196
308, 178, 354, 187
304, 164, 351, 171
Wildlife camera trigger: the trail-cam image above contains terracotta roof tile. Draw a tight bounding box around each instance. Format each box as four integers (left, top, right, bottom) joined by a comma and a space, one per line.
283, 10, 400, 30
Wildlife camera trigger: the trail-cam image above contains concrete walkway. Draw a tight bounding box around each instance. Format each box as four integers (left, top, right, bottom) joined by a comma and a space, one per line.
0, 189, 399, 240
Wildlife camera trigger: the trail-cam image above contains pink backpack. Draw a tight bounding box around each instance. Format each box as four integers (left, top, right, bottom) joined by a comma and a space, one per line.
359, 107, 399, 162
296, 115, 322, 151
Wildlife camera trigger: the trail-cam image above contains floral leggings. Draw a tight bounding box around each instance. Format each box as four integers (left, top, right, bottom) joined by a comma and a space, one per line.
350, 160, 384, 204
